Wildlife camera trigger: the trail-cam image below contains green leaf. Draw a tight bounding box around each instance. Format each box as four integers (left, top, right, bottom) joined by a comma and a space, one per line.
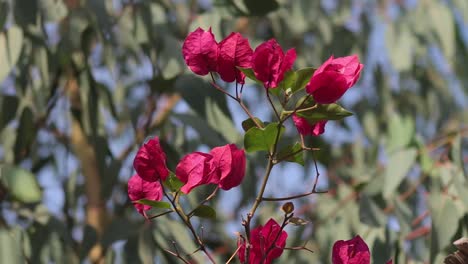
387, 113, 414, 153
191, 205, 216, 219
164, 173, 184, 193
175, 74, 232, 121
358, 195, 386, 227
159, 35, 184, 79
205, 95, 240, 143
0, 226, 25, 263
14, 0, 38, 26
0, 165, 42, 203
362, 111, 378, 142
0, 95, 19, 131
297, 103, 353, 123
428, 1, 455, 59
386, 22, 414, 71
243, 0, 279, 16
418, 141, 434, 174
0, 25, 23, 83
244, 122, 285, 153
241, 117, 264, 132
277, 142, 304, 166
14, 107, 36, 162
237, 67, 262, 85
279, 70, 296, 91
39, 0, 68, 22
383, 148, 417, 199
173, 113, 226, 147
135, 199, 171, 209
429, 193, 459, 262
393, 198, 413, 235
269, 86, 282, 97
292, 67, 315, 92
102, 218, 137, 249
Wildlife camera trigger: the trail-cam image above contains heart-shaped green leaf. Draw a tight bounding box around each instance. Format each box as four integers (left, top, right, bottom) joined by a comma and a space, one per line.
244, 122, 285, 153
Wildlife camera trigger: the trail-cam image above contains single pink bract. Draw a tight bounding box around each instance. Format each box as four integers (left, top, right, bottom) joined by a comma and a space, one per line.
217, 32, 253, 84
210, 144, 246, 190
238, 218, 288, 264
133, 137, 170, 182
175, 152, 215, 194
182, 27, 218, 76
175, 144, 246, 193
306, 55, 363, 104
292, 114, 327, 136
252, 39, 296, 88
332, 235, 371, 264
127, 174, 163, 216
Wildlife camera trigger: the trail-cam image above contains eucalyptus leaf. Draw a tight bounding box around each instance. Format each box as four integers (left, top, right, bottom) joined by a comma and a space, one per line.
0, 26, 23, 83
358, 195, 386, 227
0, 165, 42, 203
0, 95, 19, 131
383, 148, 417, 199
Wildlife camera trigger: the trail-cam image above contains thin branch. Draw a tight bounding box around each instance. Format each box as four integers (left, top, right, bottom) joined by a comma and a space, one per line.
265, 87, 281, 121
210, 74, 262, 129
311, 151, 321, 192
161, 247, 191, 264
210, 73, 237, 101
160, 180, 216, 264
244, 121, 283, 261
262, 189, 327, 202
274, 146, 320, 164
147, 210, 174, 220
282, 94, 313, 121
225, 244, 242, 264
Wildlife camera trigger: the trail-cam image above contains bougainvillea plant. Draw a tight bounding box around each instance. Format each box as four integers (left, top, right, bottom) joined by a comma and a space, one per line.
128, 27, 368, 263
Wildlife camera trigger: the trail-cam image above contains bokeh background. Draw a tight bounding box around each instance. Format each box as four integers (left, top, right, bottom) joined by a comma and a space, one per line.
0, 0, 467, 263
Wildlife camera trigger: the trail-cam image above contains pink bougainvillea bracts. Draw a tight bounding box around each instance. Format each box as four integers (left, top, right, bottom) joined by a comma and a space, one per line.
175, 152, 215, 194
175, 144, 246, 194
133, 137, 170, 182
127, 174, 163, 216
306, 55, 363, 104
182, 27, 218, 76
210, 144, 246, 190
238, 218, 288, 264
292, 114, 327, 136
252, 39, 296, 88
217, 32, 253, 84
332, 235, 370, 264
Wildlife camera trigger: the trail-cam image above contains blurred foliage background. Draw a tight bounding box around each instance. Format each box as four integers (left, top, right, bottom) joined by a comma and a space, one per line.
0, 0, 467, 263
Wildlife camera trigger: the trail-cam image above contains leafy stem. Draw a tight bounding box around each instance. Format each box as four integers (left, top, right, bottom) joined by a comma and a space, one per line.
244, 119, 284, 260
160, 180, 216, 264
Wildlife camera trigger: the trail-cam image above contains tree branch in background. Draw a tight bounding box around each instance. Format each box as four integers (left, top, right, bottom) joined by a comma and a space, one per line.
66, 74, 107, 264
